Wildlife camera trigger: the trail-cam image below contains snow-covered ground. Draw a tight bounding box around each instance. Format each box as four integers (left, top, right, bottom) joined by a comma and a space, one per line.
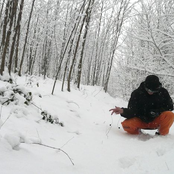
0, 75, 174, 174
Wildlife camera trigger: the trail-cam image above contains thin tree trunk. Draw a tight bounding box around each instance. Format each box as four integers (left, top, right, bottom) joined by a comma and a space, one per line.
29, 41, 38, 75
104, 0, 129, 92
92, 1, 104, 86
8, 0, 19, 74
28, 15, 39, 75
0, 0, 6, 23
14, 0, 24, 73
1, 0, 16, 75
18, 0, 35, 76
67, 6, 87, 92
77, 0, 94, 89
0, 0, 6, 37
0, 0, 10, 75
52, 1, 86, 94
61, 35, 75, 91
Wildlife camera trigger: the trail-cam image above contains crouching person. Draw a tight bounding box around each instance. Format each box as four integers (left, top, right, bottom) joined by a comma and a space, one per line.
110, 75, 174, 135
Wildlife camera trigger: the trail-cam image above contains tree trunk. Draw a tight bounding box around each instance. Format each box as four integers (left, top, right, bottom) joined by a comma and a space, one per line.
61, 36, 74, 91
1, 0, 16, 75
0, 0, 10, 75
0, 0, 6, 38
92, 0, 104, 86
8, 0, 19, 74
77, 0, 94, 89
0, 0, 6, 23
103, 0, 128, 92
67, 7, 87, 92
28, 15, 39, 75
51, 1, 86, 94
18, 0, 35, 76
14, 0, 24, 74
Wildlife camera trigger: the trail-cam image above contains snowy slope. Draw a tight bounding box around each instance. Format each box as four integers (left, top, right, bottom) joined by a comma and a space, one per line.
0, 75, 174, 174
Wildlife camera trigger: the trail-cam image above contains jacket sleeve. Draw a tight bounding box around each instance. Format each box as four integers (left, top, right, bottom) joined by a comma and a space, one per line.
151, 89, 173, 115
163, 89, 173, 111
121, 91, 139, 119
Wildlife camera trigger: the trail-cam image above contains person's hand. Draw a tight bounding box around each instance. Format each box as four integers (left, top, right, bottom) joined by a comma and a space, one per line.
109, 106, 123, 115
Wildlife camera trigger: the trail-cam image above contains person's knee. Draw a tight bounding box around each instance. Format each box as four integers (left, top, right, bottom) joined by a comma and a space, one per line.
159, 111, 174, 121
122, 117, 144, 127
161, 111, 174, 116
121, 124, 140, 134
158, 111, 174, 135
121, 118, 142, 134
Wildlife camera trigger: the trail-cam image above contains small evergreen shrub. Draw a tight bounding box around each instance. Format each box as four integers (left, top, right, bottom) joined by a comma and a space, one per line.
41, 110, 64, 126
0, 85, 33, 106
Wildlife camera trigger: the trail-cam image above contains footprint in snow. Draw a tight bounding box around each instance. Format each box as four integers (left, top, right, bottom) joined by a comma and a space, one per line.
156, 148, 167, 156
119, 157, 136, 169
156, 143, 174, 156
68, 130, 81, 135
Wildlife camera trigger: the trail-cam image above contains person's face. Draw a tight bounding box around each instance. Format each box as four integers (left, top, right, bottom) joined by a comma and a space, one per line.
145, 87, 159, 95
147, 91, 154, 95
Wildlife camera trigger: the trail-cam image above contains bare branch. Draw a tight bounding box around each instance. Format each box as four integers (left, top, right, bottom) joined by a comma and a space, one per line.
32, 142, 75, 166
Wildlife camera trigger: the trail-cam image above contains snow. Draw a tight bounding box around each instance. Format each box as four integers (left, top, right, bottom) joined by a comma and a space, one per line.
0, 75, 174, 174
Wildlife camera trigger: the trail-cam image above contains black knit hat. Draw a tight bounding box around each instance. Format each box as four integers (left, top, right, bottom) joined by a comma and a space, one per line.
144, 75, 162, 90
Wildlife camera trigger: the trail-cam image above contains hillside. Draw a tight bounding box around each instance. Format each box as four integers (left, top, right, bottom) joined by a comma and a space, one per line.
0, 75, 174, 174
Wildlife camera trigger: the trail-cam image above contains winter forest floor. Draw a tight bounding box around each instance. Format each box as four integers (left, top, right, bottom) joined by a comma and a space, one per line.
0, 75, 174, 174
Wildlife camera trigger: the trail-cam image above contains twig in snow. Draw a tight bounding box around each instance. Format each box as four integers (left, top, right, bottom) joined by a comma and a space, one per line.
67, 100, 80, 108
36, 129, 42, 143
117, 115, 121, 129
106, 126, 112, 138
0, 113, 12, 129
60, 137, 74, 149
106, 114, 122, 138
33, 142, 75, 165
165, 161, 170, 170
31, 102, 42, 110
94, 88, 102, 97
0, 105, 3, 119
106, 115, 114, 138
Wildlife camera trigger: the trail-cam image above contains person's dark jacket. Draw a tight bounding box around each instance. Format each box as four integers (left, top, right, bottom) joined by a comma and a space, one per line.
121, 82, 174, 123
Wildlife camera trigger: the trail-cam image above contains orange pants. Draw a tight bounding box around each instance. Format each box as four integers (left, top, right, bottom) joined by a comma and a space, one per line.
121, 111, 174, 135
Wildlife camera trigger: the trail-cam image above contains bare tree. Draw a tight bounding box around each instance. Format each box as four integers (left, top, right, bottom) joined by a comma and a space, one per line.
104, 0, 130, 92
67, 1, 87, 92
76, 0, 95, 89
27, 14, 39, 75
18, 0, 35, 76
114, 0, 174, 98
52, 1, 86, 94
13, 0, 24, 74
1, 0, 18, 75
8, 0, 24, 74
0, 0, 10, 75
0, 0, 5, 23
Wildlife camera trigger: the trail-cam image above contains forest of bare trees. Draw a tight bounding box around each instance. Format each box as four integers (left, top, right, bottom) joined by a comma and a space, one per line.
0, 0, 174, 99
109, 0, 174, 99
